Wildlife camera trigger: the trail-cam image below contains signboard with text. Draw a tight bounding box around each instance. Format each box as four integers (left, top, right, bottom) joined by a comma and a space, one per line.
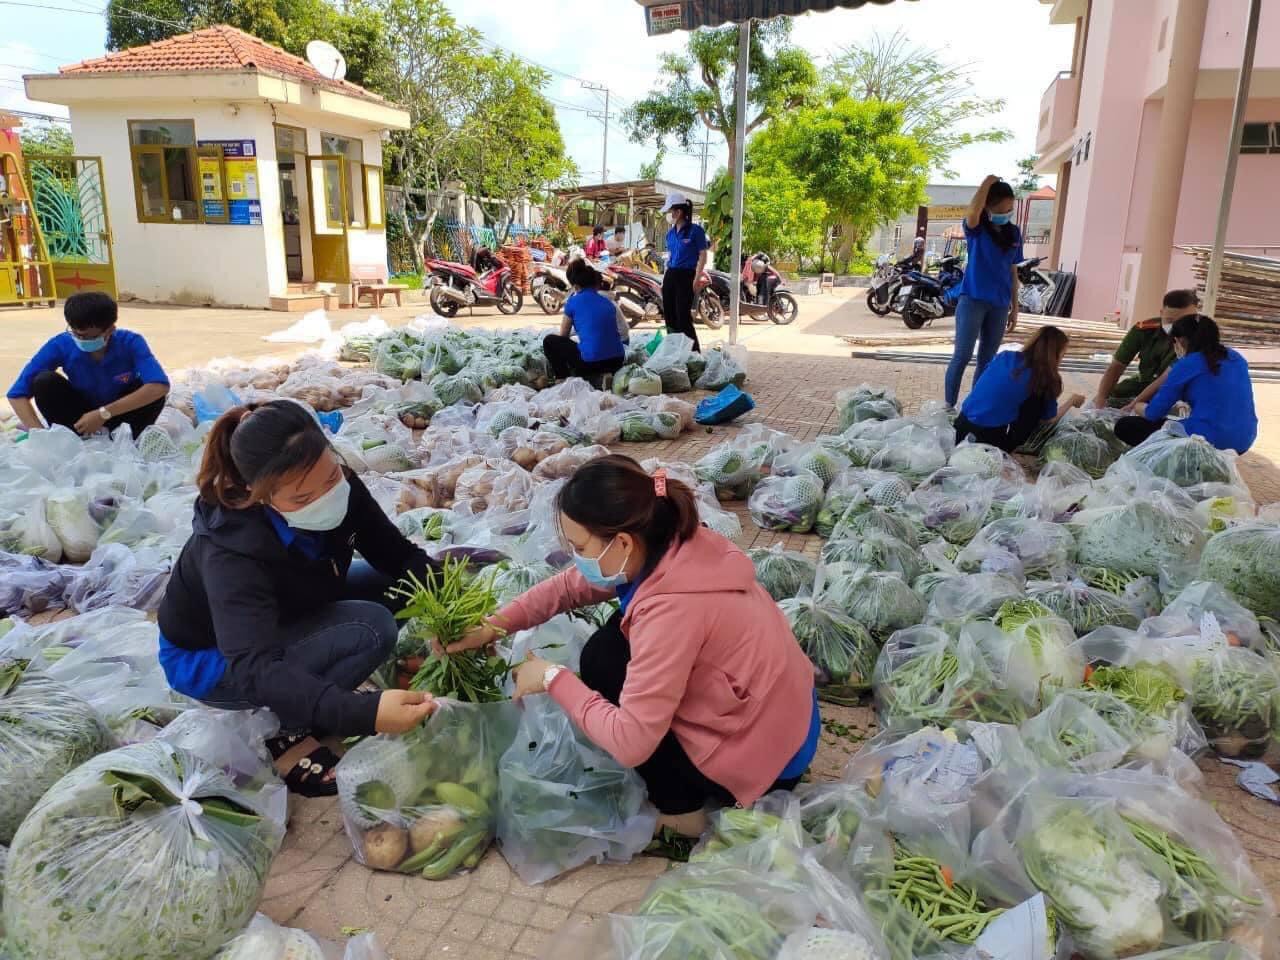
197, 139, 262, 225
645, 2, 684, 34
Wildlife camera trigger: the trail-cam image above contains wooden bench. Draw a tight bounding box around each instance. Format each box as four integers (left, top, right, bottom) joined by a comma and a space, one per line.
353, 282, 408, 308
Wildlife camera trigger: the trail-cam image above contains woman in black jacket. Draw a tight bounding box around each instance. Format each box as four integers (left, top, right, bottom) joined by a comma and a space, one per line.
157, 400, 437, 796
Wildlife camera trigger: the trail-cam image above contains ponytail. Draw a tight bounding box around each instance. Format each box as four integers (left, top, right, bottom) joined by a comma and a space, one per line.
1171, 314, 1228, 375
557, 454, 700, 561
196, 400, 332, 509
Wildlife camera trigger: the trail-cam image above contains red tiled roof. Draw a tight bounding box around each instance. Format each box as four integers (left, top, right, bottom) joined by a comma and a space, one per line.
58, 25, 389, 105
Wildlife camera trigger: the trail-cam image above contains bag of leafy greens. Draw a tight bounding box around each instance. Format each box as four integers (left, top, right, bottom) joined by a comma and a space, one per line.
496, 697, 655, 884
779, 593, 877, 705
3, 739, 282, 960
215, 913, 390, 960
0, 659, 112, 844
748, 544, 817, 602
337, 699, 518, 879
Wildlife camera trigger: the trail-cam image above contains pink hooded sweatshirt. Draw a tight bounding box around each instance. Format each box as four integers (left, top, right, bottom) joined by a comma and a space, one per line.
492, 527, 815, 806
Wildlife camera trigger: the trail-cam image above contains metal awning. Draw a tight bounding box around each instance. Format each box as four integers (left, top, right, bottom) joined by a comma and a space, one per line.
553, 178, 706, 211
638, 0, 906, 33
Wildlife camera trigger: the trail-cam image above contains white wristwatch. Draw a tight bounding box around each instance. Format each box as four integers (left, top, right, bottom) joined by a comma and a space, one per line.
98, 406, 112, 421
543, 665, 566, 690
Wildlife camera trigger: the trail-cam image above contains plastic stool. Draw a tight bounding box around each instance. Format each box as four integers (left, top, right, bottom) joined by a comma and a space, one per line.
820, 273, 835, 293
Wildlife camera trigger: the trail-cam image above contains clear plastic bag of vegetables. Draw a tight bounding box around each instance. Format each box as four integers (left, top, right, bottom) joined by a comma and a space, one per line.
337, 699, 518, 878
1026, 579, 1139, 633
0, 551, 68, 617
867, 428, 949, 482
0, 658, 112, 844
496, 696, 656, 885
1121, 430, 1242, 490
957, 518, 1075, 580
695, 345, 748, 391
774, 444, 851, 491
836, 383, 902, 431
1161, 581, 1262, 651
1186, 644, 1279, 758
991, 598, 1083, 696
779, 592, 877, 704
1196, 522, 1280, 620
874, 624, 1039, 728
498, 615, 593, 696
820, 531, 922, 582
828, 503, 920, 550
1072, 498, 1206, 583
749, 544, 817, 602
819, 565, 924, 640
3, 739, 283, 960
749, 470, 825, 533
695, 427, 790, 501
906, 468, 998, 545
814, 476, 868, 539
1042, 426, 1119, 480
214, 913, 389, 960
926, 572, 1025, 624
1067, 767, 1274, 946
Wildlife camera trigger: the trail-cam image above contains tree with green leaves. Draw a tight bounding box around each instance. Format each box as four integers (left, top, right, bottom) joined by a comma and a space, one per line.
825, 29, 1009, 179
19, 123, 74, 156
1015, 155, 1041, 193
623, 20, 817, 172
746, 97, 929, 270
637, 150, 665, 181
704, 160, 827, 270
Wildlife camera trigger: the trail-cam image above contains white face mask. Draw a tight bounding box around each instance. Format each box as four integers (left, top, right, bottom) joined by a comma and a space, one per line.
1162, 322, 1173, 335
279, 475, 351, 531
666, 212, 676, 226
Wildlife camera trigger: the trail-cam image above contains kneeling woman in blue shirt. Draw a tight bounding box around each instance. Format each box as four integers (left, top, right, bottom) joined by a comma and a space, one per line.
1115, 315, 1257, 454
7, 292, 169, 437
543, 259, 627, 382
954, 325, 1085, 452
157, 401, 438, 796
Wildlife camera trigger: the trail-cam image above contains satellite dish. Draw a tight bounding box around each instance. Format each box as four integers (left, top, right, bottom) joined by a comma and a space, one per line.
306, 40, 347, 82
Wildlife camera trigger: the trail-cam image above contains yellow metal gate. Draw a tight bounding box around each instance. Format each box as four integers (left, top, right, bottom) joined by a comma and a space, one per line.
25, 154, 118, 301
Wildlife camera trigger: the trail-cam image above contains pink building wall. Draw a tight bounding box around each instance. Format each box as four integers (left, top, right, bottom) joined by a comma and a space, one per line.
1041, 0, 1280, 324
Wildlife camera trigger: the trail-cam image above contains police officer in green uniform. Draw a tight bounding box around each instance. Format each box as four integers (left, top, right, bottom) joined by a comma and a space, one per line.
1092, 289, 1198, 409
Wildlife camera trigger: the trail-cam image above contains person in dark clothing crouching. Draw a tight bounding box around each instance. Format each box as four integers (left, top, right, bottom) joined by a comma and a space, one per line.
543, 259, 627, 383
7, 291, 169, 437
954, 325, 1085, 453
156, 400, 439, 796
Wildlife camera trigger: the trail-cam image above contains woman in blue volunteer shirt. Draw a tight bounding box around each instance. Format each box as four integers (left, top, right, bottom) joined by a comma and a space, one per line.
945, 177, 1024, 409
1115, 315, 1258, 454
7, 291, 169, 436
660, 192, 707, 352
955, 325, 1085, 452
543, 259, 627, 382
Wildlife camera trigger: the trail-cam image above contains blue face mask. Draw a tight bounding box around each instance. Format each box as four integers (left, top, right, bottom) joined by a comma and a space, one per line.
988, 212, 1013, 226
73, 334, 107, 352
573, 535, 631, 590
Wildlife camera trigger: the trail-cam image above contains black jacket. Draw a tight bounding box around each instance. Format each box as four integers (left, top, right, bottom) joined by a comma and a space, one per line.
158, 472, 435, 735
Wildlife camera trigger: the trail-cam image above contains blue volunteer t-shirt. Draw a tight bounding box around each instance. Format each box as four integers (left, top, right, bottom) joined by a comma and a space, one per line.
7, 329, 169, 407
665, 221, 709, 271
1145, 348, 1258, 454
957, 220, 1024, 309
960, 349, 1057, 428
564, 289, 626, 363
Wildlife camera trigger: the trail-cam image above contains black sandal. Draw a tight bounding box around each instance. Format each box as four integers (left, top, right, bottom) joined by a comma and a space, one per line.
282, 745, 341, 798
265, 733, 306, 761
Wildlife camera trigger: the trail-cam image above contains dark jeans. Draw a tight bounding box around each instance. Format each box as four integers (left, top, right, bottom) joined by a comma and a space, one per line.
578, 611, 800, 815
31, 370, 165, 435
945, 296, 1009, 407
1115, 415, 1165, 448
199, 561, 399, 723
661, 267, 702, 353
954, 392, 1046, 453
542, 335, 625, 382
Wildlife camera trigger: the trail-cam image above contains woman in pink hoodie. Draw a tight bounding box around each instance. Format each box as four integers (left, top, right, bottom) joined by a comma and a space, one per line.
449, 455, 819, 838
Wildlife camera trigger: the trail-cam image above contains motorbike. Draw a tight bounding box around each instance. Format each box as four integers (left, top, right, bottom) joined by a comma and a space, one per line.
701, 260, 798, 327
895, 256, 965, 330
426, 251, 522, 318
1016, 256, 1056, 315
606, 262, 666, 329
530, 262, 571, 315
866, 253, 920, 317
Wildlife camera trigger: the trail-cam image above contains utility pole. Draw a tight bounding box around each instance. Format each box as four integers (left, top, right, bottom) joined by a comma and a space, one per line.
699, 130, 710, 188
582, 81, 610, 183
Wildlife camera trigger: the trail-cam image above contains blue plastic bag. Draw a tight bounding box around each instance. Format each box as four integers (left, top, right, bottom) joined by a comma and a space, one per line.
317, 410, 344, 434
695, 384, 755, 426
193, 385, 241, 424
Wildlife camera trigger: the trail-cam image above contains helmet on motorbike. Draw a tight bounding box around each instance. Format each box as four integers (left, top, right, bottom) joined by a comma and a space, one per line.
751, 255, 769, 274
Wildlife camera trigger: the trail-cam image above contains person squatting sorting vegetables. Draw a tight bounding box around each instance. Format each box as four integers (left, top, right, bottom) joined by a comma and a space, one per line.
1091, 288, 1196, 409
954, 325, 1085, 453
542, 259, 628, 383
156, 400, 440, 796
448, 455, 820, 838
1115, 314, 1258, 454
7, 291, 170, 437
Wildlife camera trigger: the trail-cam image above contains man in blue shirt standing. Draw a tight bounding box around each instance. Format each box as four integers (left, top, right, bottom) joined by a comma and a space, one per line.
7, 292, 170, 437
660, 192, 708, 352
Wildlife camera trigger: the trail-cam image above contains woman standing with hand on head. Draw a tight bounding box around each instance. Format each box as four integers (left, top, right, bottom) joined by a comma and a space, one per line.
157, 400, 439, 797
446, 455, 818, 842
945, 177, 1024, 409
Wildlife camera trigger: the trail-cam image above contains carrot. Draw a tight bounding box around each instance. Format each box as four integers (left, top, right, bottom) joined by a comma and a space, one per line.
1226, 631, 1242, 647
1083, 664, 1095, 683
940, 865, 954, 888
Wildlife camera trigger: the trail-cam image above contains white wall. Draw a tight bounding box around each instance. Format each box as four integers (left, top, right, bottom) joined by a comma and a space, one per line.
70, 101, 277, 307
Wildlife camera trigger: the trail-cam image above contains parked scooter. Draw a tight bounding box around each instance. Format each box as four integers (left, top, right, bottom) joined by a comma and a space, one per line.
895, 256, 964, 329
530, 262, 571, 314
607, 262, 666, 329
1016, 256, 1056, 315
427, 247, 523, 318
866, 253, 919, 317
700, 254, 798, 327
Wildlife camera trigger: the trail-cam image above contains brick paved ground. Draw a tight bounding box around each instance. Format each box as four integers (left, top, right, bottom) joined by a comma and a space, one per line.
261, 344, 1280, 960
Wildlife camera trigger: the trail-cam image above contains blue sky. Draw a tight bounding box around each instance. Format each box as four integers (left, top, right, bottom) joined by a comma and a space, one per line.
7, 0, 1073, 189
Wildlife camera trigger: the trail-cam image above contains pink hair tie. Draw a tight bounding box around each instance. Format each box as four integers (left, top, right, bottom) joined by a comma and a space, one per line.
653, 469, 668, 498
